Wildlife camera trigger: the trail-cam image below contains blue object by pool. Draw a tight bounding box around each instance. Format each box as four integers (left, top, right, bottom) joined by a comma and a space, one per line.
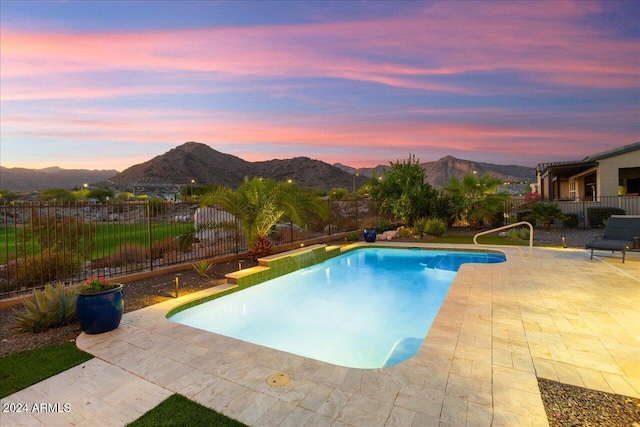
169, 248, 505, 369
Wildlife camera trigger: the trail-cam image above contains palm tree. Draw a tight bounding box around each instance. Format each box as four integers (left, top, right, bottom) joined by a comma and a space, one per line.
199, 177, 329, 260
443, 172, 510, 229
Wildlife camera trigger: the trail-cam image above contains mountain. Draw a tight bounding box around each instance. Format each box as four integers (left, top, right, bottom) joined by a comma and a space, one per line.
108, 142, 252, 187
0, 166, 119, 192
335, 155, 535, 188
109, 142, 369, 191
2, 142, 535, 193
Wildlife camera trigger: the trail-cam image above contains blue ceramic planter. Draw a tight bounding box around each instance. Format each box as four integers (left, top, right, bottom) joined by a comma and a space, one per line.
363, 229, 377, 242
76, 284, 124, 334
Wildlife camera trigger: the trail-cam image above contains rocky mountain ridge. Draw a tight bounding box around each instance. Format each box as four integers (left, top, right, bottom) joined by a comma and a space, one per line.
2, 142, 535, 193
0, 166, 119, 192
335, 155, 535, 189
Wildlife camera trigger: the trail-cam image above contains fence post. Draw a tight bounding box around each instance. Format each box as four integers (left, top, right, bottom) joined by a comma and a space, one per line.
327, 199, 331, 236
354, 197, 358, 230
235, 217, 240, 254
147, 201, 153, 271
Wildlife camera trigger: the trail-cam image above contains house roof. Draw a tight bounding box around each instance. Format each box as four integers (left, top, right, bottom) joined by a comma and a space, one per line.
536, 142, 640, 174
582, 141, 640, 162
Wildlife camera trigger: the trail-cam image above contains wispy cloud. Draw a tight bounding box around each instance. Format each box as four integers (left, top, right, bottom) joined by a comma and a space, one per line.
0, 1, 638, 170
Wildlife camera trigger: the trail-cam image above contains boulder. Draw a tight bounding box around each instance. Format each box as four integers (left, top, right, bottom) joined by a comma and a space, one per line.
194, 207, 237, 245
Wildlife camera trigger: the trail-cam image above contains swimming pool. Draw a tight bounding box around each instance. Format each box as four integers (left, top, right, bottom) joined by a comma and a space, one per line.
169, 247, 505, 369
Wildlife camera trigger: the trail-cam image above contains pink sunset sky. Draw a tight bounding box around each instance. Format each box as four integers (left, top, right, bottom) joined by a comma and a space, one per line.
0, 0, 638, 171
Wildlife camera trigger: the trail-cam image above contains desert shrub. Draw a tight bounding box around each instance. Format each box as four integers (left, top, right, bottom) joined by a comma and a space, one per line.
13, 283, 77, 332
109, 243, 148, 267
176, 233, 195, 252
412, 218, 428, 236
563, 213, 579, 228
377, 218, 393, 233
507, 227, 530, 241
586, 207, 625, 229
18, 249, 80, 288
399, 227, 413, 238
150, 238, 180, 260
346, 232, 360, 242
424, 218, 447, 237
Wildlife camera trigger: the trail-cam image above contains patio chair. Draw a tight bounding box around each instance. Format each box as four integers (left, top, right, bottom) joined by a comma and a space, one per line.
585, 215, 640, 263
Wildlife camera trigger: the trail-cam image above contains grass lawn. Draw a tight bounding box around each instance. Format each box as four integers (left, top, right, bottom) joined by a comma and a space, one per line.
0, 341, 93, 398
426, 234, 530, 246
1, 343, 246, 425
127, 394, 247, 427
0, 222, 194, 264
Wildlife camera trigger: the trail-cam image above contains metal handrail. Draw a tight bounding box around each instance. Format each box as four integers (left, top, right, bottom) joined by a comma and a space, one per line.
473, 221, 534, 257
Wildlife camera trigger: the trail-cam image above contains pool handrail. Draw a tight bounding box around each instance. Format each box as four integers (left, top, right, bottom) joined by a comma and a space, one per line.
473, 221, 534, 257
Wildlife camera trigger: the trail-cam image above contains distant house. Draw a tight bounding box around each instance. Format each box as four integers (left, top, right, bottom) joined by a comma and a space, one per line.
536, 142, 640, 201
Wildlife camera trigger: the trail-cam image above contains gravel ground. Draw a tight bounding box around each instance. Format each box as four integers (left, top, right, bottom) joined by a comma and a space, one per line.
1, 230, 638, 426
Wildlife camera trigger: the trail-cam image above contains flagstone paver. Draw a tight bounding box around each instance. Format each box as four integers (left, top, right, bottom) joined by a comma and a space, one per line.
2, 244, 638, 426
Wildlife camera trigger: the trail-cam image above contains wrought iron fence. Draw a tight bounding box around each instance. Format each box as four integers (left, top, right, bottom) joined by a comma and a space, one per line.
0, 198, 378, 298
504, 195, 640, 229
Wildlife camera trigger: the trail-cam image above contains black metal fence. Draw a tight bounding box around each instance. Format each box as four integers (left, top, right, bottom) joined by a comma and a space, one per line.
0, 198, 378, 298
504, 195, 640, 229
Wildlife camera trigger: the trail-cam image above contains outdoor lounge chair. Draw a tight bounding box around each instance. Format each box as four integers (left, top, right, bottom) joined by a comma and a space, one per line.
585, 215, 640, 263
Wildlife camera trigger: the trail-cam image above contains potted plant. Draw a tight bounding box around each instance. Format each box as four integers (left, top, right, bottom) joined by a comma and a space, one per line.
76, 277, 123, 334
363, 227, 377, 242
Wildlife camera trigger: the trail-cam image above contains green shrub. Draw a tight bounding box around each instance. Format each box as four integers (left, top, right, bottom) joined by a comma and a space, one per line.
507, 227, 530, 241
586, 207, 625, 229
399, 227, 413, 238
346, 232, 360, 242
13, 284, 77, 332
377, 218, 393, 233
424, 218, 447, 237
563, 213, 579, 228
413, 217, 429, 236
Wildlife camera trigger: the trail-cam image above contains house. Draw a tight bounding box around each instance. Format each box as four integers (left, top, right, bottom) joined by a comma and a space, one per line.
536, 142, 640, 201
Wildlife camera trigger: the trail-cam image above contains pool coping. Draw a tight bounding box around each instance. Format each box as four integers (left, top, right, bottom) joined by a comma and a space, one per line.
68, 243, 639, 426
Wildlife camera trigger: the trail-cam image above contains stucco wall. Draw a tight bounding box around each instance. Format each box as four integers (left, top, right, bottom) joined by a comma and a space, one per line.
597, 149, 640, 197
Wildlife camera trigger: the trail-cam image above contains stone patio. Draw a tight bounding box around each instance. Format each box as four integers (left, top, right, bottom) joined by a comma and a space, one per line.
2, 244, 638, 426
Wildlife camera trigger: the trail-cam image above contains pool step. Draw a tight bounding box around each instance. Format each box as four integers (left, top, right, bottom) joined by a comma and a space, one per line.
225, 244, 342, 287
383, 337, 423, 367
225, 266, 270, 285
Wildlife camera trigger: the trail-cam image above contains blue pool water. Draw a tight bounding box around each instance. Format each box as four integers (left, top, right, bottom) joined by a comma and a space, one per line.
169, 248, 505, 369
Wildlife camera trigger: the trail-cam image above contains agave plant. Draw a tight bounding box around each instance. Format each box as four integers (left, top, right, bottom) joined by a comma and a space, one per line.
193, 260, 214, 277
13, 283, 77, 332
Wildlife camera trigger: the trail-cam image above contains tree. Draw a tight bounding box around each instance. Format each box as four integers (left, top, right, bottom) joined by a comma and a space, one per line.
38, 188, 76, 202
368, 155, 443, 225
87, 187, 114, 202
199, 177, 329, 260
527, 201, 566, 231
443, 172, 509, 229
329, 188, 349, 200
0, 189, 18, 203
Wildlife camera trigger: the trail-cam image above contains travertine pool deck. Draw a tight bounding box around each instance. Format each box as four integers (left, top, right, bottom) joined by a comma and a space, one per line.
2, 244, 639, 426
